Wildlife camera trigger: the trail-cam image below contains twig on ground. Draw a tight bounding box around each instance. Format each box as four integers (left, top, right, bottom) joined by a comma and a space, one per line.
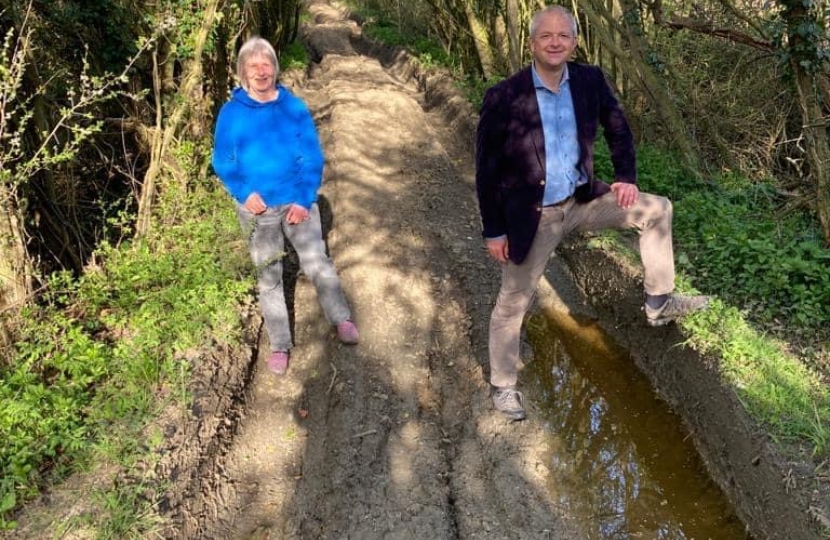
327, 362, 338, 395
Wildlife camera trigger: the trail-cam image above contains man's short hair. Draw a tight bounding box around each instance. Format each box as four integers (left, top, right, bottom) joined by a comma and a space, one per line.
529, 6, 578, 39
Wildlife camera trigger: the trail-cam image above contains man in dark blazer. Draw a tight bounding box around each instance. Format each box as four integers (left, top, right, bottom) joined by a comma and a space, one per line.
475, 6, 709, 420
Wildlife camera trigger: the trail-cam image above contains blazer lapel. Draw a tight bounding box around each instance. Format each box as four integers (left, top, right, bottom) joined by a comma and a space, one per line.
517, 69, 546, 173
567, 64, 589, 140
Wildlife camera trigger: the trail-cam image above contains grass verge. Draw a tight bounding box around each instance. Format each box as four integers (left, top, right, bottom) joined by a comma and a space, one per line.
592, 142, 830, 459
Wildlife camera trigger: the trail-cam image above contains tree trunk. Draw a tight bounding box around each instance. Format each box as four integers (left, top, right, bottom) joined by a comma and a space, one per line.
0, 185, 33, 306
792, 68, 830, 242
505, 0, 522, 72
781, 0, 830, 242
583, 0, 701, 173
136, 0, 223, 235
248, 0, 302, 51
462, 0, 495, 78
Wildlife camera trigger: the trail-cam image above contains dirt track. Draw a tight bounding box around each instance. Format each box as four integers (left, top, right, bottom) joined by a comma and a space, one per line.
163, 2, 828, 539
187, 2, 583, 538
4, 2, 828, 539
148, 2, 830, 539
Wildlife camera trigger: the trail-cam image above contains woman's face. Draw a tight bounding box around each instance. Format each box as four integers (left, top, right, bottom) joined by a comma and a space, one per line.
244, 53, 276, 98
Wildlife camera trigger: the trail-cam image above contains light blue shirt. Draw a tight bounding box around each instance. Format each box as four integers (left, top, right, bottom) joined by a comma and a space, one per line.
532, 65, 583, 206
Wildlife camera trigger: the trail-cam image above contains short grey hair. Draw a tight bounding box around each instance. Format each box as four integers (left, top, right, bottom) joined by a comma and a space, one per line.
236, 36, 280, 89
529, 6, 578, 39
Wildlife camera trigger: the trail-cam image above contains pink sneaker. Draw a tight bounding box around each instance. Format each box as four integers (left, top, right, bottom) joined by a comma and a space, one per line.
266, 350, 290, 375
336, 320, 359, 345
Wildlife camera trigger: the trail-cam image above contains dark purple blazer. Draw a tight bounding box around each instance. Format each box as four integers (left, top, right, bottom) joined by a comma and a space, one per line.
475, 62, 637, 265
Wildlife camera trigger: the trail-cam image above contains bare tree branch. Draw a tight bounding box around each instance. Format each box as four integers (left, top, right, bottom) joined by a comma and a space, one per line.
661, 16, 774, 51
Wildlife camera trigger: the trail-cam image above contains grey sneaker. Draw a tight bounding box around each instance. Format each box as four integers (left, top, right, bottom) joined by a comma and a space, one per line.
492, 386, 526, 421
645, 294, 710, 327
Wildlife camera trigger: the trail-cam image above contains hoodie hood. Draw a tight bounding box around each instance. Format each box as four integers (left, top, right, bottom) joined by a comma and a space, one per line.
230, 84, 284, 108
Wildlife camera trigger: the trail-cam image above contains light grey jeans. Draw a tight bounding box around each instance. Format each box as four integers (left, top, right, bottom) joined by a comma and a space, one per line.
238, 203, 351, 352
489, 192, 675, 387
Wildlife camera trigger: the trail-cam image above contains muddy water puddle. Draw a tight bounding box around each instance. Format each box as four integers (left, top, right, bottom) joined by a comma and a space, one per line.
525, 308, 751, 540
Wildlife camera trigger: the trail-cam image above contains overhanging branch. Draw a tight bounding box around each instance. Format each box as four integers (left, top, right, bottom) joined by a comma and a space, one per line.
662, 16, 774, 51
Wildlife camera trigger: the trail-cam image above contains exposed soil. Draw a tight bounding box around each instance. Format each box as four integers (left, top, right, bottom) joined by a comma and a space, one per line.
6, 1, 828, 539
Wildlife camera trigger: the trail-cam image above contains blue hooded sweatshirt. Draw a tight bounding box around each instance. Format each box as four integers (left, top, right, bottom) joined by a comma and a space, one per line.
211, 85, 324, 209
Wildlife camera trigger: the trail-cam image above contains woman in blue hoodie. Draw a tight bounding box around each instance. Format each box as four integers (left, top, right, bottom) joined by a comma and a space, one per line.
212, 36, 359, 375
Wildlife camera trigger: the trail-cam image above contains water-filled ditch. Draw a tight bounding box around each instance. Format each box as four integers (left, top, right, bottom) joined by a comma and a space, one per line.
526, 307, 752, 540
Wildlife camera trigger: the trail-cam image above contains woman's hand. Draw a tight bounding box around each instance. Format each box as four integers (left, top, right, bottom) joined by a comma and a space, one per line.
286, 204, 310, 224
243, 192, 267, 214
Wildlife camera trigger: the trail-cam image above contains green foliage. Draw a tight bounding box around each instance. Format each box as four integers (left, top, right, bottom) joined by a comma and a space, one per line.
358, 7, 453, 69
671, 185, 829, 335
595, 139, 830, 341
0, 185, 252, 530
41, 0, 139, 72
280, 40, 310, 72
766, 0, 830, 75
458, 74, 503, 111
91, 480, 164, 539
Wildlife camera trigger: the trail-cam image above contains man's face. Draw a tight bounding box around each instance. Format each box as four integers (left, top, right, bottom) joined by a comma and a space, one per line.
244, 53, 276, 95
529, 11, 577, 72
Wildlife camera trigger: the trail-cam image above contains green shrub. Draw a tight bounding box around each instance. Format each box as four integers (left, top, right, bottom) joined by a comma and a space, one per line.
459, 75, 504, 111
359, 7, 453, 69
280, 40, 309, 71
0, 185, 252, 530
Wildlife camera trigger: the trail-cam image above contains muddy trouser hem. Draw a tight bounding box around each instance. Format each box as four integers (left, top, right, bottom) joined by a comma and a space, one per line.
488, 192, 674, 387
238, 203, 352, 352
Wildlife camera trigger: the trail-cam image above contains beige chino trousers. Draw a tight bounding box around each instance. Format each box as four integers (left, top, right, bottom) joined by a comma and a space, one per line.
489, 191, 675, 388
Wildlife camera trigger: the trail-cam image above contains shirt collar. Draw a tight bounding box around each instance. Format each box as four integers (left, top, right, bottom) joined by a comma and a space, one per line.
532, 63, 570, 91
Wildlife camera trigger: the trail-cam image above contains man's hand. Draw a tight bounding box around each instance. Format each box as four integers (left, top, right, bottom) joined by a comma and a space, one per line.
286, 204, 310, 224
610, 182, 639, 209
486, 236, 509, 264
243, 192, 267, 215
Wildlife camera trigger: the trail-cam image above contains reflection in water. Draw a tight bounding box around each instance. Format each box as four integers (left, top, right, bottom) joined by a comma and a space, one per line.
525, 309, 751, 540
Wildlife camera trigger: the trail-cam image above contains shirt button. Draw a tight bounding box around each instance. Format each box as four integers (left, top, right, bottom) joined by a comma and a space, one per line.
540, 179, 545, 185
